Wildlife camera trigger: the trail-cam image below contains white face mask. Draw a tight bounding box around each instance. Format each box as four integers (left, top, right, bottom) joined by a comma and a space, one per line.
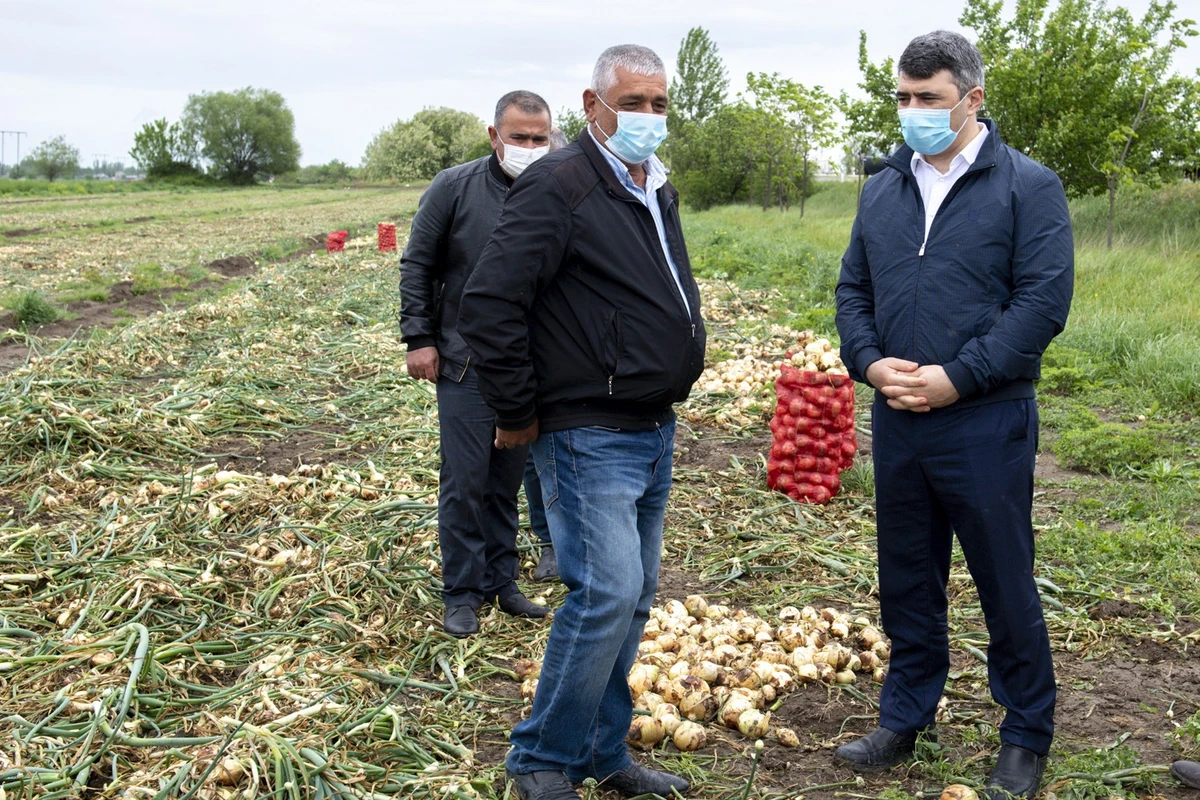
498, 140, 549, 179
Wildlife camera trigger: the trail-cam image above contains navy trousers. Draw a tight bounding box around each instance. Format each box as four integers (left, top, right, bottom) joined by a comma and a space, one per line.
436, 367, 528, 609
872, 397, 1055, 755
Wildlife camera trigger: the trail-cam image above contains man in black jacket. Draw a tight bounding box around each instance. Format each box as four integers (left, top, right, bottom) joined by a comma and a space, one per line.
459, 45, 704, 800
399, 90, 554, 638
834, 32, 1073, 800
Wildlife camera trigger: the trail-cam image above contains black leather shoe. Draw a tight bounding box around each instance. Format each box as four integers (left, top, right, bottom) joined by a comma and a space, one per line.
834, 726, 923, 770
982, 744, 1046, 800
1171, 761, 1200, 789
505, 769, 580, 800
599, 763, 690, 797
534, 546, 559, 582
443, 605, 479, 638
496, 589, 551, 618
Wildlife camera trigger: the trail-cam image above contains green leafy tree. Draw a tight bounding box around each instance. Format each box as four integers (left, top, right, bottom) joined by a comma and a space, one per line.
555, 107, 587, 142
362, 118, 441, 182
961, 0, 1199, 208
744, 73, 839, 213
669, 27, 729, 126
361, 108, 488, 181
838, 31, 901, 161
181, 87, 301, 184
129, 118, 199, 178
411, 107, 488, 171
669, 102, 759, 210
27, 135, 79, 182
665, 27, 731, 185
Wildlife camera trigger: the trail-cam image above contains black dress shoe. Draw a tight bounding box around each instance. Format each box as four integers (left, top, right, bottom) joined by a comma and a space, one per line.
505, 768, 581, 800
599, 763, 690, 797
495, 589, 551, 618
534, 545, 559, 582
443, 605, 479, 637
983, 744, 1046, 800
1171, 761, 1200, 789
833, 726, 923, 770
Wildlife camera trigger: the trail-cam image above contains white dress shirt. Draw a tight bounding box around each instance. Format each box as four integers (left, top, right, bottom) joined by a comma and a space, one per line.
911, 122, 989, 254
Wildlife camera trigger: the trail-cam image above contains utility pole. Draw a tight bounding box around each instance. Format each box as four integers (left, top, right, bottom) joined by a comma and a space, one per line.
0, 131, 28, 176
92, 153, 109, 171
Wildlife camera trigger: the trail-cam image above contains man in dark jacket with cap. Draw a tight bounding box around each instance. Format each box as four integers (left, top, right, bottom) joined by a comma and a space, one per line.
834, 30, 1073, 800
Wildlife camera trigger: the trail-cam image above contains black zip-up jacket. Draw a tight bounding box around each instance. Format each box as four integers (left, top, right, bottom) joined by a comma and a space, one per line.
399, 153, 511, 379
459, 132, 706, 433
836, 120, 1074, 408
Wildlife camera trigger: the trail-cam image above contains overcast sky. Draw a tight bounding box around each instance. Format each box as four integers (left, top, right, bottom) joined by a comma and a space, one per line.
3, 0, 1198, 168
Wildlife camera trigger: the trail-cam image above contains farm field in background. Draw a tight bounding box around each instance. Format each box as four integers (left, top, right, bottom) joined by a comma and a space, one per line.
0, 184, 1198, 800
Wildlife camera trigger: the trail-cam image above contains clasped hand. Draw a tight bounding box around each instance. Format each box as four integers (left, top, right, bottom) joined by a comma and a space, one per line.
865, 358, 959, 413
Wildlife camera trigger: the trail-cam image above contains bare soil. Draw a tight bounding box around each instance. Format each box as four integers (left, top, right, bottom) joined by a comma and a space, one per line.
205, 423, 352, 475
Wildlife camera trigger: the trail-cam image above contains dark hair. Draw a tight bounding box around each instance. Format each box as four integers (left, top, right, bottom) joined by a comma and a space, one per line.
494, 90, 552, 128
898, 30, 985, 98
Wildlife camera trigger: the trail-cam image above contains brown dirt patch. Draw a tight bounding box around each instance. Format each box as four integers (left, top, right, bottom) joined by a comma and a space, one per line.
206, 256, 257, 278
2, 227, 44, 238
205, 424, 351, 475
675, 429, 771, 472
124, 216, 155, 224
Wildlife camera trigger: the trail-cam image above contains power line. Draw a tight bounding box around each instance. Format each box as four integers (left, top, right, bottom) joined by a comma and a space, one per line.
0, 131, 28, 174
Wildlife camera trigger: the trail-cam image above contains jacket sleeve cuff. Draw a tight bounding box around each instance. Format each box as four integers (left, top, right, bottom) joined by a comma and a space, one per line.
496, 403, 538, 432
851, 346, 885, 386
403, 336, 436, 350
943, 359, 980, 400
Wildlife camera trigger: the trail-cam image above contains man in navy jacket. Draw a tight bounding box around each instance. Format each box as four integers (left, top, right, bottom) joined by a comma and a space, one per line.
834, 31, 1073, 800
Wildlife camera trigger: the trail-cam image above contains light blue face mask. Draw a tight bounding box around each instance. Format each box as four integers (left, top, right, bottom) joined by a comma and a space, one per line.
595, 95, 668, 164
898, 92, 972, 155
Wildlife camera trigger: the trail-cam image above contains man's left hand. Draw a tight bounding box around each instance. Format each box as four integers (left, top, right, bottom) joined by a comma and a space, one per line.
495, 421, 539, 450
887, 365, 960, 412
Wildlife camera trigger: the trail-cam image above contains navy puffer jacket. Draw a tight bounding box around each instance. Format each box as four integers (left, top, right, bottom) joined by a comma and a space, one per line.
836, 120, 1074, 408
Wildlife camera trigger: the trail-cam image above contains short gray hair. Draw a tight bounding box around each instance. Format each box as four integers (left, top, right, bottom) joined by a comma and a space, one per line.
591, 44, 666, 98
548, 128, 569, 151
898, 30, 985, 98
494, 90, 551, 128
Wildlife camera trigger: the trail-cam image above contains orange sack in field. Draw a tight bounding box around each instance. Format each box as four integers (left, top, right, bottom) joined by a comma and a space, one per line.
766, 365, 857, 504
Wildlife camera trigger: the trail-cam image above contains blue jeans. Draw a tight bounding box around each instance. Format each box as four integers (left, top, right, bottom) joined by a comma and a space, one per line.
506, 420, 675, 779
523, 456, 552, 545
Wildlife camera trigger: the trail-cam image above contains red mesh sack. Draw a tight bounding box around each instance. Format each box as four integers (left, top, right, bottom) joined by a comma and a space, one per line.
766, 365, 857, 504
378, 222, 397, 252
326, 230, 348, 253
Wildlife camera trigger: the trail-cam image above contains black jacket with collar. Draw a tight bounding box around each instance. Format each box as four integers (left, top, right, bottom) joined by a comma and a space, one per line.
399, 152, 512, 379
459, 131, 707, 433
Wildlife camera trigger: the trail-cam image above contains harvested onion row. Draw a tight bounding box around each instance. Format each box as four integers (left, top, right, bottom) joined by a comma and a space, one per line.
513, 596, 890, 753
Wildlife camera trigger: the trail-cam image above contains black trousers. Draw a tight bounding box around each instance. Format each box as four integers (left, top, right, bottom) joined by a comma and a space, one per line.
436, 368, 528, 608
873, 397, 1055, 755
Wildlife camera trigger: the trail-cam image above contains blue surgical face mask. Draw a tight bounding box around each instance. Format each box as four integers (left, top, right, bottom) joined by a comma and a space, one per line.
595, 94, 668, 164
898, 92, 972, 155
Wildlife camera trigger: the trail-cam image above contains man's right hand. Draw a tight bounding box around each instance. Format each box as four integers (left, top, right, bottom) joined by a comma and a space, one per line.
866, 358, 930, 412
406, 347, 440, 383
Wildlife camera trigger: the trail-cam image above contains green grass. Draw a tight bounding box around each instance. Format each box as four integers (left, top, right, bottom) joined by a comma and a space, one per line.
682, 180, 1200, 413
7, 290, 60, 327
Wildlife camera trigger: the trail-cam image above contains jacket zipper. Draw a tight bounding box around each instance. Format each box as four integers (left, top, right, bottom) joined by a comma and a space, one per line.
459, 355, 470, 382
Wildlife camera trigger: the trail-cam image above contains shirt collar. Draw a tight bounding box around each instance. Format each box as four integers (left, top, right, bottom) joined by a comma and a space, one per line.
587, 126, 668, 193
911, 121, 989, 175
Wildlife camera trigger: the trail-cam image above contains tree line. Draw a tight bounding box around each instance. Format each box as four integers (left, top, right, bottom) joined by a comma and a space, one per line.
13, 0, 1197, 222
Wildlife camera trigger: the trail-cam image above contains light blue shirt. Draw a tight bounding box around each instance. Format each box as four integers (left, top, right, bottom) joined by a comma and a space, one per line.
588, 128, 691, 317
